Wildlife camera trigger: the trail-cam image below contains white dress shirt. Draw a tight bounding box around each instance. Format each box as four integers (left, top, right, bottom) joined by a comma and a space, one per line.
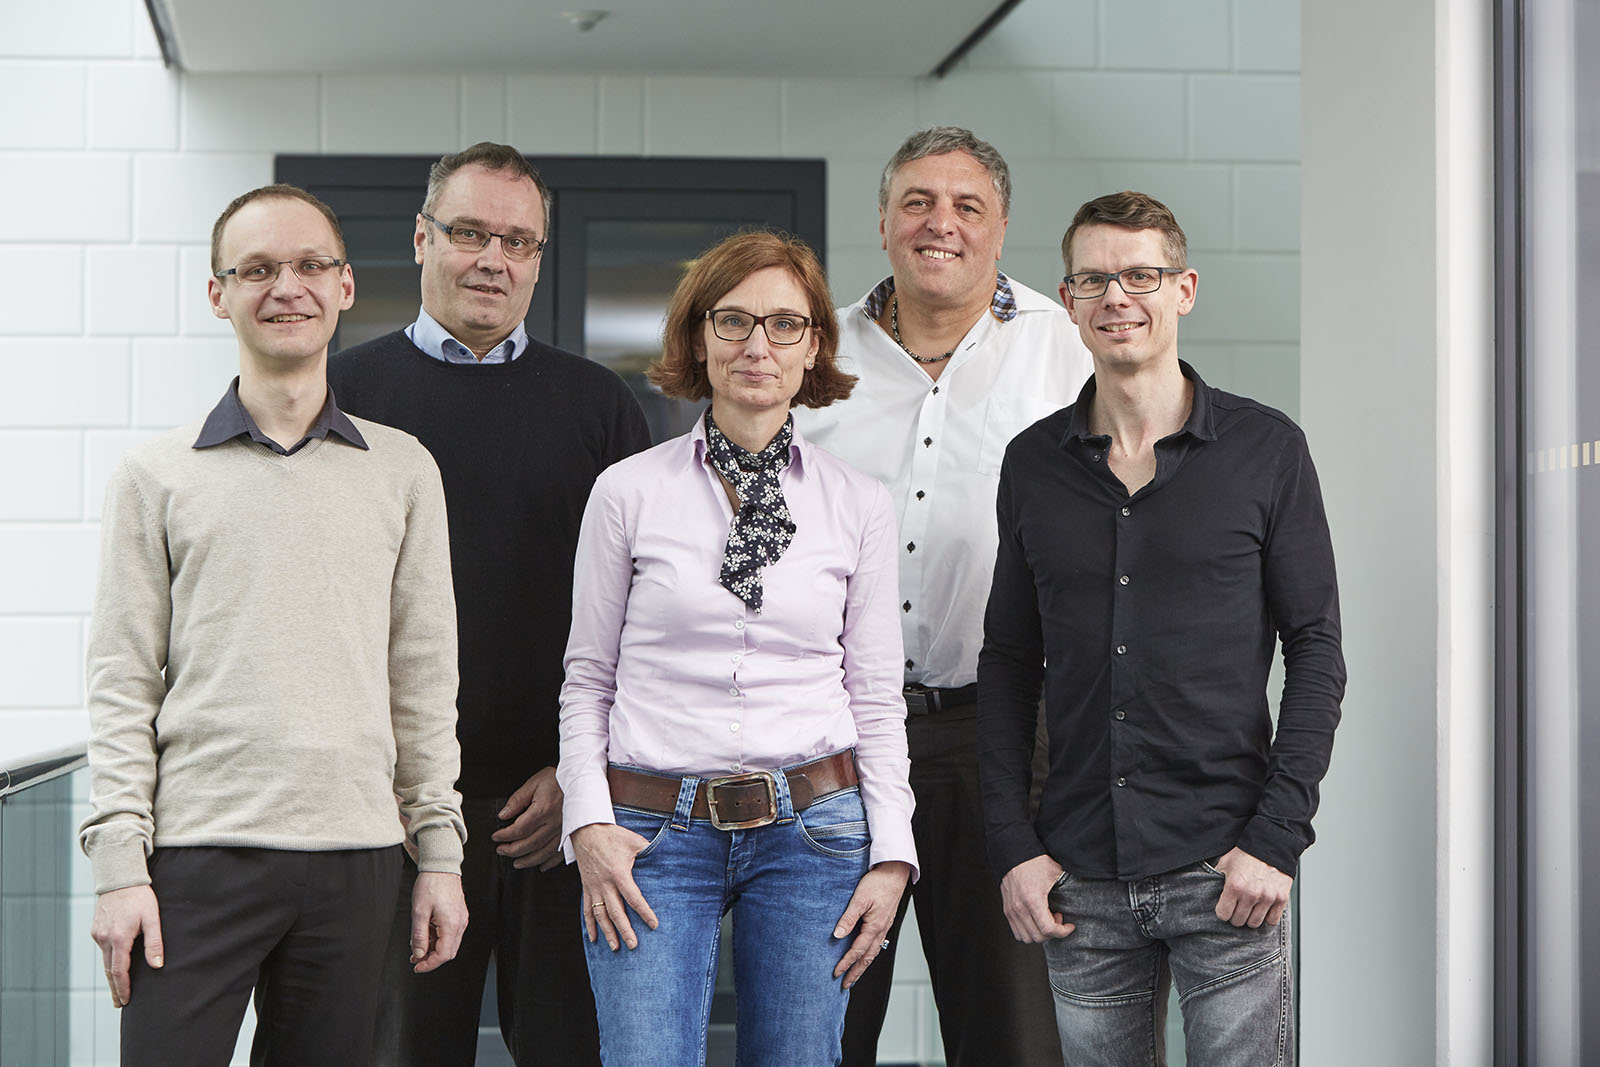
794, 273, 1094, 689
558, 417, 917, 873
406, 306, 528, 364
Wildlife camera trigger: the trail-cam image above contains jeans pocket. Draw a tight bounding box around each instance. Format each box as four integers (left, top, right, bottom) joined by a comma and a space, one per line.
1198, 857, 1228, 879
796, 789, 871, 858
612, 806, 673, 859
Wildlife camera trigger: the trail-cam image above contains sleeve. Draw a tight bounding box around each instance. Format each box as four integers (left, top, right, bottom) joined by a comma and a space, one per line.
976, 451, 1051, 877
840, 481, 918, 877
556, 468, 635, 859
1235, 431, 1347, 876
79, 457, 172, 894
388, 453, 468, 875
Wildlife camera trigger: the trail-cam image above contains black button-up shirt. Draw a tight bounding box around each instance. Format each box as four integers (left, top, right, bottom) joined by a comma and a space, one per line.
978, 362, 1345, 880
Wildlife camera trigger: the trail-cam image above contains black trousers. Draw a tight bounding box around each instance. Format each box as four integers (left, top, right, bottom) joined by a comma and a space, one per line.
842, 705, 1063, 1067
119, 845, 400, 1067
371, 796, 601, 1067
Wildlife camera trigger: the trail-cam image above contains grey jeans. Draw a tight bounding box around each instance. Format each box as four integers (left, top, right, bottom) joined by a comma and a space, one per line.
1043, 860, 1294, 1067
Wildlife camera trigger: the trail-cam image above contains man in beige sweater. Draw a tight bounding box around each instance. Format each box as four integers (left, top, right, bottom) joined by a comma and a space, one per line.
79, 185, 469, 1067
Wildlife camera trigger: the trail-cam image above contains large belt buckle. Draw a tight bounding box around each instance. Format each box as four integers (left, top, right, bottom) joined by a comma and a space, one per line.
904, 684, 938, 717
705, 771, 779, 830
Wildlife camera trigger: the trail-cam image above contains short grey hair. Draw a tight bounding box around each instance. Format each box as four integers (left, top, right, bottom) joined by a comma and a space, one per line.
421, 142, 552, 236
877, 126, 1011, 216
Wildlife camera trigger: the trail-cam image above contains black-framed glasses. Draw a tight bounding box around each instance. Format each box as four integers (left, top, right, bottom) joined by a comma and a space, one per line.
421, 212, 546, 261
213, 256, 346, 286
1063, 267, 1186, 299
705, 309, 814, 345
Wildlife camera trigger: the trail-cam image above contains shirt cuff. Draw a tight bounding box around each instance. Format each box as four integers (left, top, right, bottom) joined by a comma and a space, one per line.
986, 822, 1049, 879
1235, 816, 1304, 878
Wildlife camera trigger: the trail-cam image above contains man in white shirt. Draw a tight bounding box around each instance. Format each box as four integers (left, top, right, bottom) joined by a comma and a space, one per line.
795, 126, 1093, 1066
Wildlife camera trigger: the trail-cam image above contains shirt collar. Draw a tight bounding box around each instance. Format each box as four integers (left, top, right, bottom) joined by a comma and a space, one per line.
408, 306, 528, 365
1061, 359, 1216, 446
193, 376, 369, 452
690, 408, 810, 477
860, 270, 1020, 325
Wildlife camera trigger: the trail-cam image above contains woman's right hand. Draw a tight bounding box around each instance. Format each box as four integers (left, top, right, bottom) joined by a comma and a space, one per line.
572, 822, 660, 950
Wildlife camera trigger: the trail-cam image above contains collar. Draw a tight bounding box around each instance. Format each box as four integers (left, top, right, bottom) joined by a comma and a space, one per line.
690, 408, 809, 477
860, 270, 1020, 325
193, 376, 369, 452
408, 306, 528, 365
1061, 359, 1216, 447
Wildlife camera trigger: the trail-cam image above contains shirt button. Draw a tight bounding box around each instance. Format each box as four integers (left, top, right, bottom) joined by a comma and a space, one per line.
1116, 644, 1127, 655
931, 386, 940, 395
902, 601, 912, 612
1116, 777, 1127, 787
727, 686, 739, 696
734, 619, 744, 630
915, 490, 926, 500
1119, 575, 1130, 586
1092, 453, 1102, 462
1121, 506, 1131, 517
905, 659, 915, 670
923, 437, 933, 447
729, 722, 740, 732
906, 542, 916, 553
731, 653, 741, 663
1114, 709, 1126, 721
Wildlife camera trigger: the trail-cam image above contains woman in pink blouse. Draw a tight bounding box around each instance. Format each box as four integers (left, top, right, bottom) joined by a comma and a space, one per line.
557, 231, 916, 1066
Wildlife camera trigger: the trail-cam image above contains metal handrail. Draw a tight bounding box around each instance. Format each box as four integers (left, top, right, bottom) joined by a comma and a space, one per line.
0, 745, 87, 799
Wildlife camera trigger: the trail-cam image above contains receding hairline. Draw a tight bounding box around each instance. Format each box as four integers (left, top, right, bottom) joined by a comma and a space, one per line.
215, 193, 343, 264
882, 149, 1007, 215
423, 160, 549, 233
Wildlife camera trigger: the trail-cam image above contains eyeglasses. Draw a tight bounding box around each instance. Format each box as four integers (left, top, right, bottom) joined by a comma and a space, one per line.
1062, 267, 1186, 299
421, 212, 546, 261
706, 309, 814, 345
213, 256, 346, 285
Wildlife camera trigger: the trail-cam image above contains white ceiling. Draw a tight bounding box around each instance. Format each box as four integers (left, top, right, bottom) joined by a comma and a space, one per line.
150, 0, 1007, 78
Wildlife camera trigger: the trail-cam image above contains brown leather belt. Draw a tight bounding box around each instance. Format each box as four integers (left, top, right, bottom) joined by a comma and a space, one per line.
606, 750, 858, 831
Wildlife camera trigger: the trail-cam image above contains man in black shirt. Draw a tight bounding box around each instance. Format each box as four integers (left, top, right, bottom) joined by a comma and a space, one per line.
977, 191, 1344, 1066
329, 143, 650, 1067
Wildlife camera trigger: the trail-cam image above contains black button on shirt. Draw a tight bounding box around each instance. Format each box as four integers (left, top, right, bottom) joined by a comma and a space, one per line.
978, 362, 1345, 881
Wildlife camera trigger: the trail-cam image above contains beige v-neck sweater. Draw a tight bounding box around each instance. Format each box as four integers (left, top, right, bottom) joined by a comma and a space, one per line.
80, 420, 466, 894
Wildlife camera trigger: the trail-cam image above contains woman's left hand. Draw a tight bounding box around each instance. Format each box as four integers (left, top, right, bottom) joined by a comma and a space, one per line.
831, 860, 913, 988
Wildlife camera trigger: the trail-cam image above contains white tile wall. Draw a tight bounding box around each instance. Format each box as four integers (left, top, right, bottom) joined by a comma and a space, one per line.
0, 248, 87, 335
88, 63, 179, 150
0, 619, 84, 707
130, 339, 238, 428
509, 75, 600, 153
0, 63, 87, 148
461, 75, 509, 146
86, 246, 179, 336
643, 77, 783, 156
322, 74, 460, 153
1104, 0, 1233, 72
0, 432, 84, 521
0, 4, 1301, 1063
133, 152, 275, 242
0, 155, 132, 242
0, 345, 131, 428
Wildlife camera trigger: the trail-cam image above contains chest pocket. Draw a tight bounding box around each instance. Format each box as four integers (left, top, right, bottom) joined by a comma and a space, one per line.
978, 396, 1021, 474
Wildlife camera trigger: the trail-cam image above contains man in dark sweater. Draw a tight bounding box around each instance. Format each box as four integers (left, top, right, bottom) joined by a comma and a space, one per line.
329, 142, 650, 1067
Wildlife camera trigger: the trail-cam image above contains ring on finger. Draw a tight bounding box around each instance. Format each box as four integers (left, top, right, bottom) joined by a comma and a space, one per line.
592, 902, 606, 911
879, 939, 891, 950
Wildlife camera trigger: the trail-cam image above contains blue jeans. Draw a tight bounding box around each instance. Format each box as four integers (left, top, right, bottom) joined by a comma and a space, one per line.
1043, 861, 1294, 1067
583, 767, 871, 1067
